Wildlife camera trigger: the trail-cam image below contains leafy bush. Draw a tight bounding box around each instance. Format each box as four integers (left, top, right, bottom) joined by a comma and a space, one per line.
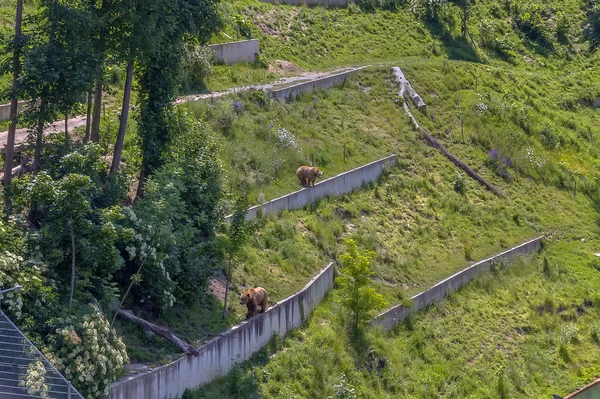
47, 306, 128, 398
584, 2, 600, 51
453, 171, 467, 193
181, 44, 213, 93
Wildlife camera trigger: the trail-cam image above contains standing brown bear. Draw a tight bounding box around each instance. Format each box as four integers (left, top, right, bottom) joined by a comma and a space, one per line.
296, 165, 324, 187
239, 287, 268, 319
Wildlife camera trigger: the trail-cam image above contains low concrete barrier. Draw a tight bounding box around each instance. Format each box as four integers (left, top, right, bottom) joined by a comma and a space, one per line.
0, 101, 28, 121
594, 96, 600, 108
110, 262, 335, 399
208, 39, 259, 65
271, 67, 366, 101
225, 154, 396, 223
370, 236, 543, 331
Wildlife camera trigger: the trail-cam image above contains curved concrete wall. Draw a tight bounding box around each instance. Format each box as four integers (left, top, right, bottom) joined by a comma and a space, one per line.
225, 154, 396, 223
208, 39, 260, 65
110, 262, 335, 399
259, 0, 352, 6
0, 101, 28, 121
370, 236, 543, 331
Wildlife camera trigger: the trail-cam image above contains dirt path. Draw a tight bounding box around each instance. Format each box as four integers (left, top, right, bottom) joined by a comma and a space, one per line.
0, 114, 88, 148
0, 66, 362, 148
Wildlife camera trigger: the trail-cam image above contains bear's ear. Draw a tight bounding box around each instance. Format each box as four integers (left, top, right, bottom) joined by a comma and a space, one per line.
247, 293, 251, 297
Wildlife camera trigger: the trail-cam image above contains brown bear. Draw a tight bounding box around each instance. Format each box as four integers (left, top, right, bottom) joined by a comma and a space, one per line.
296, 166, 324, 187
239, 287, 268, 319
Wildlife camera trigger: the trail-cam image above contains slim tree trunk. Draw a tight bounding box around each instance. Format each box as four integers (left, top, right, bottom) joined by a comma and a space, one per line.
222, 254, 233, 319
135, 161, 147, 199
69, 222, 75, 309
84, 90, 92, 143
110, 60, 134, 177
90, 79, 102, 142
110, 256, 147, 328
461, 0, 468, 38
32, 97, 47, 174
64, 110, 68, 142
3, 0, 23, 191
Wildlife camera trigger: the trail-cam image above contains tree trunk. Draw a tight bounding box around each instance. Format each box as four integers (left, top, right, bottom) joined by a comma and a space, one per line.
135, 161, 147, 199
222, 254, 233, 319
64, 109, 69, 143
110, 60, 134, 177
462, 0, 468, 38
90, 79, 102, 142
110, 256, 147, 329
3, 0, 23, 191
84, 90, 92, 143
32, 97, 47, 174
69, 222, 75, 309
116, 309, 199, 356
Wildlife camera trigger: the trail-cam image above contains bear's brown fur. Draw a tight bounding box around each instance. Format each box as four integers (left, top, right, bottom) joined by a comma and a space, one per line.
239, 287, 268, 318
296, 166, 324, 187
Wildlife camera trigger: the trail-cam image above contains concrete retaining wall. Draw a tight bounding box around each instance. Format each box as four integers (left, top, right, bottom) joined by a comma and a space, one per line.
594, 96, 600, 108
110, 262, 335, 399
370, 236, 543, 331
271, 67, 366, 101
208, 39, 259, 65
0, 101, 28, 121
225, 154, 396, 223
259, 0, 352, 6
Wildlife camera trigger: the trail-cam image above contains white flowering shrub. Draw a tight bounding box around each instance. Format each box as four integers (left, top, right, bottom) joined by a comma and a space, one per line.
276, 127, 299, 149
48, 306, 128, 399
19, 360, 49, 399
0, 251, 54, 321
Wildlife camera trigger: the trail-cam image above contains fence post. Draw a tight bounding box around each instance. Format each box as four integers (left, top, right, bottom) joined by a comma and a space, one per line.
343, 143, 346, 163
311, 153, 314, 166
458, 92, 464, 143
68, 381, 72, 399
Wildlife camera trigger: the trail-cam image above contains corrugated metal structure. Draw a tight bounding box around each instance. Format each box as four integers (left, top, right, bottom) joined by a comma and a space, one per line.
0, 311, 85, 399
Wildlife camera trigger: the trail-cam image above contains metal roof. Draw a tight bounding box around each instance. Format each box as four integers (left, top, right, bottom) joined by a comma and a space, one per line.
0, 312, 85, 399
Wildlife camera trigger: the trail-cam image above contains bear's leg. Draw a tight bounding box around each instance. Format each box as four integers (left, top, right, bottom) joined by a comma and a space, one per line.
246, 303, 256, 319
298, 175, 305, 186
259, 298, 268, 313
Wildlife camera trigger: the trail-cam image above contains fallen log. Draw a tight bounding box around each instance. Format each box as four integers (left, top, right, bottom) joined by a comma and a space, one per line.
0, 153, 32, 183
390, 66, 503, 198
116, 309, 199, 356
391, 67, 426, 110
421, 128, 504, 197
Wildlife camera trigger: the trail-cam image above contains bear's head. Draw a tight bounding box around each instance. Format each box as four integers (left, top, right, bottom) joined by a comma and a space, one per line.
239, 291, 252, 305
317, 169, 324, 178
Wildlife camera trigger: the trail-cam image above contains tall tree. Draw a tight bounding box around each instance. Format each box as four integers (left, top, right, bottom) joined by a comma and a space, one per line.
3, 0, 23, 193
223, 196, 249, 319
134, 0, 221, 197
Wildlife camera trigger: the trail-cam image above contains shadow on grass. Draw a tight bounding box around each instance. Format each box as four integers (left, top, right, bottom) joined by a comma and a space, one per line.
424, 19, 481, 63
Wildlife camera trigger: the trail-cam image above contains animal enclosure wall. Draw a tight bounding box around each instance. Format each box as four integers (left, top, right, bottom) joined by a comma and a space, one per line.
110, 262, 335, 399
370, 236, 543, 331
225, 154, 397, 223
208, 40, 260, 65
0, 101, 27, 121
270, 67, 366, 101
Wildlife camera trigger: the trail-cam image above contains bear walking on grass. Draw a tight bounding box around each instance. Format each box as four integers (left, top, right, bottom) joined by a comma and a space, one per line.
296, 165, 324, 187
239, 287, 268, 319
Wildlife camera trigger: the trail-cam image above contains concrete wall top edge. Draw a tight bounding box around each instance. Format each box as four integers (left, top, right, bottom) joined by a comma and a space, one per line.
270, 66, 369, 94
208, 39, 259, 47
226, 154, 397, 219
371, 236, 543, 321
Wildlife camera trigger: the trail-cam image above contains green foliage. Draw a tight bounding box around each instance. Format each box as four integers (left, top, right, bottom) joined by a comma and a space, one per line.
338, 239, 385, 330
181, 44, 213, 93
19, 361, 49, 399
11, 144, 131, 308
233, 14, 252, 40
122, 108, 225, 310
46, 305, 128, 398
452, 170, 467, 193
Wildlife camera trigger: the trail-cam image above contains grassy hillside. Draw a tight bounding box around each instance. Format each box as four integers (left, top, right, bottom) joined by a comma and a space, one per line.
191, 240, 600, 399
119, 57, 600, 369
